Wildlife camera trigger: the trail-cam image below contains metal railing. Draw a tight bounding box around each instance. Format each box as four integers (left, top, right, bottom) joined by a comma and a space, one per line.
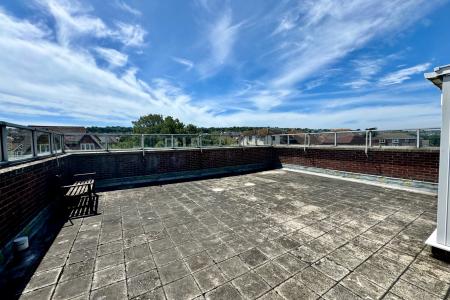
270, 128, 441, 153
0, 121, 64, 165
61, 133, 247, 152
0, 120, 442, 166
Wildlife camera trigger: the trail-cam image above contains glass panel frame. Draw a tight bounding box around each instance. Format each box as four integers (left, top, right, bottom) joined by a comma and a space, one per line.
36, 132, 51, 156
6, 126, 33, 161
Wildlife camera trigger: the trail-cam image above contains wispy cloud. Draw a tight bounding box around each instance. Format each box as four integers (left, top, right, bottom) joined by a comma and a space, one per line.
0, 7, 49, 39
272, 13, 296, 35
379, 63, 431, 86
172, 57, 194, 71
343, 58, 384, 89
269, 0, 441, 88
0, 0, 445, 130
94, 47, 128, 67
114, 22, 146, 47
116, 0, 141, 16
37, 0, 111, 46
0, 7, 203, 125
37, 0, 146, 47
199, 7, 243, 78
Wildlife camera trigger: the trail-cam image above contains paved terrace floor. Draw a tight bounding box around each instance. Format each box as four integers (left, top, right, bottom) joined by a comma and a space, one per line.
14, 170, 450, 300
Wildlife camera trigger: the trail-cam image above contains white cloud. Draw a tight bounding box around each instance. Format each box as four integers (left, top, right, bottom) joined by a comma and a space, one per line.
38, 0, 111, 46
0, 1, 443, 131
95, 47, 128, 67
0, 8, 204, 125
242, 89, 290, 111
115, 22, 146, 47
0, 8, 49, 40
379, 63, 431, 86
172, 57, 194, 71
342, 58, 384, 89
116, 1, 141, 16
354, 59, 382, 78
269, 0, 441, 88
37, 0, 146, 47
199, 8, 242, 77
272, 14, 296, 35
198, 102, 440, 129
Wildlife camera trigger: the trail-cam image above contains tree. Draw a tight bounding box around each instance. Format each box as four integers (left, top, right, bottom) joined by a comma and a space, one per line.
132, 114, 199, 134
159, 116, 185, 134
132, 114, 165, 134
185, 124, 200, 134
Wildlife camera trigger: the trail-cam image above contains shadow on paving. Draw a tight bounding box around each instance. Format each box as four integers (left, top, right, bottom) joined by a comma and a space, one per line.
4, 170, 450, 299
0, 196, 100, 299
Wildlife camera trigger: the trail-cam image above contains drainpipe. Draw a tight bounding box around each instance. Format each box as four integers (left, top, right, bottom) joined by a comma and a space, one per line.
424, 65, 450, 254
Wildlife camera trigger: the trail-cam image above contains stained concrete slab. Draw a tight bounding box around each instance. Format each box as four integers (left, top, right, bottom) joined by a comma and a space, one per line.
4, 170, 450, 299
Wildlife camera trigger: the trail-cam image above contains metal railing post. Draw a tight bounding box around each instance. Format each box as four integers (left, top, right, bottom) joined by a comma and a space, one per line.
219, 134, 223, 147
171, 134, 174, 148
369, 131, 372, 147
49, 133, 54, 155
32, 130, 38, 157
334, 132, 337, 147
62, 134, 65, 153
365, 130, 369, 154
199, 134, 202, 148
141, 134, 144, 150
105, 135, 109, 151
304, 133, 307, 151
287, 134, 290, 145
416, 129, 420, 148
0, 124, 7, 162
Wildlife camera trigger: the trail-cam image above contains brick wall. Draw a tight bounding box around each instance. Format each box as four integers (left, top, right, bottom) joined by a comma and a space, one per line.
275, 147, 439, 182
0, 146, 440, 250
0, 147, 273, 249
0, 156, 69, 249
67, 147, 275, 180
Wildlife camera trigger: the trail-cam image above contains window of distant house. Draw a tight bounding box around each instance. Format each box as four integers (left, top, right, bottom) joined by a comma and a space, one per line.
81, 143, 95, 150
392, 139, 399, 144
379, 139, 385, 144
38, 144, 50, 153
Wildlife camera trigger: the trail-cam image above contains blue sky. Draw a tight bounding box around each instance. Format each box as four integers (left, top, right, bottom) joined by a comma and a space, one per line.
0, 0, 449, 129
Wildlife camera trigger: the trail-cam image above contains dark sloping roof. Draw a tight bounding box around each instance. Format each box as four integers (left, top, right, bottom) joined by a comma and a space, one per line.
374, 132, 416, 139
30, 125, 86, 134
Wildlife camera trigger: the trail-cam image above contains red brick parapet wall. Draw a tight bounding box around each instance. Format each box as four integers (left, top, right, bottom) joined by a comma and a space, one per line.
0, 156, 70, 251
0, 147, 273, 249
275, 146, 439, 183
0, 146, 440, 250
67, 147, 275, 181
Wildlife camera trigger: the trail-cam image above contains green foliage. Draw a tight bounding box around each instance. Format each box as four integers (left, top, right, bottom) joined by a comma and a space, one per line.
87, 114, 331, 135
86, 126, 132, 133
109, 135, 141, 149
426, 133, 440, 147
132, 114, 192, 134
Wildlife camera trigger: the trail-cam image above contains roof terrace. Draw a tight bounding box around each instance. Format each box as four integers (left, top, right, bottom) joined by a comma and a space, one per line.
3, 169, 449, 300
0, 120, 448, 300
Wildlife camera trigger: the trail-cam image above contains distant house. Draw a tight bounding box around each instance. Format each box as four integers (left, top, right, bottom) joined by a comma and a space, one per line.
371, 131, 417, 147
240, 128, 284, 145
7, 132, 32, 159
30, 125, 103, 150
309, 131, 366, 146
